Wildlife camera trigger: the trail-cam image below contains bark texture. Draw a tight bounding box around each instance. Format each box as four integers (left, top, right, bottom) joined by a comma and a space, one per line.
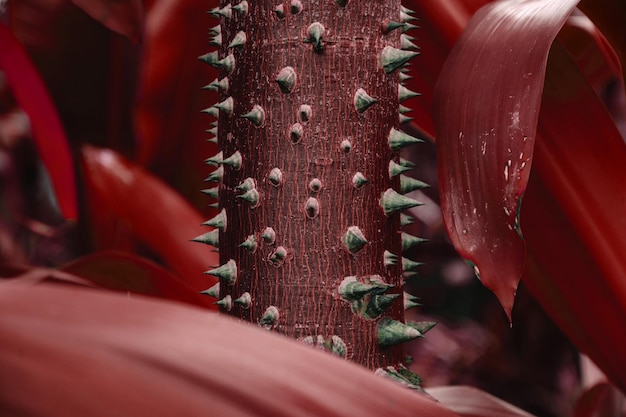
205, 0, 417, 370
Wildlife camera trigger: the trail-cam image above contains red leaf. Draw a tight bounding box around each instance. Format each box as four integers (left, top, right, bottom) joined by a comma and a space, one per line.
81, 145, 219, 293
428, 386, 536, 417
433, 0, 580, 320
71, 0, 143, 42
0, 284, 460, 417
573, 383, 622, 417
61, 251, 215, 309
0, 22, 78, 220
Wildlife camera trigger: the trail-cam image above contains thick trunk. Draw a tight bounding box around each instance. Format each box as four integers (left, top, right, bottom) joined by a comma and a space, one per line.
202, 0, 422, 370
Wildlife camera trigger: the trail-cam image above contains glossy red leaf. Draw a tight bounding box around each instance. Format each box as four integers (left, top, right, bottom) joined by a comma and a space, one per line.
81, 145, 219, 292
433, 0, 580, 319
0, 284, 460, 417
428, 386, 536, 417
0, 22, 78, 220
71, 0, 143, 42
61, 251, 215, 309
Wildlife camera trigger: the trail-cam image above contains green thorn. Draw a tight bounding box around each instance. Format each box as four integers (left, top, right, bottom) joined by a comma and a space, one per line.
382, 19, 405, 34
380, 188, 423, 216
200, 187, 219, 199
377, 317, 422, 346
399, 85, 420, 102
399, 158, 416, 168
208, 24, 221, 36
192, 229, 219, 247
205, 127, 218, 137
261, 227, 276, 244
401, 34, 419, 51
201, 106, 219, 117
327, 335, 347, 358
269, 246, 288, 267
202, 208, 227, 231
232, 1, 248, 16
338, 276, 391, 301
400, 5, 416, 15
227, 31, 247, 49
384, 250, 399, 267
204, 151, 223, 166
274, 4, 285, 18
235, 177, 256, 192
352, 172, 369, 189
402, 23, 419, 33
276, 66, 297, 94
400, 175, 430, 193
239, 234, 258, 252
290, 0, 303, 14
404, 292, 422, 310
241, 105, 265, 126
214, 294, 232, 311
400, 213, 414, 226
207, 202, 220, 210
213, 54, 235, 74
259, 306, 279, 328
209, 33, 222, 46
402, 232, 428, 251
207, 137, 218, 144
401, 11, 418, 23
399, 72, 413, 83
402, 257, 423, 272
236, 188, 260, 208
205, 259, 237, 285
298, 104, 312, 123
218, 151, 242, 170
204, 166, 224, 183
365, 294, 400, 319
199, 282, 220, 298
306, 22, 325, 51
399, 114, 413, 124
289, 123, 303, 143
208, 4, 232, 19
234, 292, 251, 308
198, 51, 219, 65
389, 160, 412, 178
204, 77, 229, 93
406, 321, 438, 335
399, 104, 412, 114
354, 88, 378, 113
380, 46, 419, 74
309, 178, 322, 193
268, 167, 283, 187
388, 128, 422, 152
342, 226, 368, 254
213, 97, 234, 115
305, 197, 320, 218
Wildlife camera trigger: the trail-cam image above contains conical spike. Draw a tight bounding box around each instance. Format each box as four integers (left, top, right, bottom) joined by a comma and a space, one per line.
406, 321, 438, 335
400, 175, 430, 193
352, 172, 369, 189
400, 11, 418, 23
399, 85, 420, 102
259, 305, 279, 328
208, 202, 220, 210
234, 292, 251, 308
261, 227, 276, 244
380, 46, 419, 74
399, 72, 413, 83
232, 1, 248, 16
228, 31, 247, 49
274, 4, 285, 18
214, 54, 235, 74
268, 246, 288, 267
340, 139, 352, 153
342, 226, 368, 254
404, 292, 422, 310
209, 33, 222, 46
200, 187, 219, 199
400, 213, 414, 226
198, 51, 219, 65
205, 127, 218, 136
208, 4, 232, 19
203, 208, 227, 231
354, 88, 378, 113
399, 157, 416, 167
214, 97, 234, 114
389, 160, 412, 178
402, 23, 419, 33
239, 234, 258, 252
384, 250, 399, 267
402, 232, 428, 251
192, 229, 219, 247
218, 151, 242, 170
289, 123, 304, 143
388, 128, 422, 152
200, 282, 220, 298
400, 5, 416, 15
400, 34, 419, 51
307, 22, 325, 51
399, 114, 413, 124
402, 257, 423, 272
365, 294, 400, 319
204, 166, 224, 183
377, 317, 422, 346
380, 188, 423, 216
241, 105, 266, 126
214, 295, 232, 311
338, 276, 390, 301
236, 188, 260, 208
304, 197, 320, 218
207, 136, 218, 144
275, 66, 297, 94
268, 168, 283, 187
204, 151, 223, 166
382, 19, 405, 34
205, 259, 237, 285
201, 106, 219, 117
298, 104, 312, 123
208, 24, 221, 36
290, 0, 303, 14
235, 177, 256, 192
204, 77, 229, 93
399, 104, 412, 114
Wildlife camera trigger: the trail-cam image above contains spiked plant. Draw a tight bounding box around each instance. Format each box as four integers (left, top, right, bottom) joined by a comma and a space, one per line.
197, 0, 430, 373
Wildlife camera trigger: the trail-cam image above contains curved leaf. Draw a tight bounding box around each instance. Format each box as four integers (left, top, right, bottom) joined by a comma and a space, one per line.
0, 284, 460, 417
428, 386, 536, 417
433, 0, 580, 319
71, 0, 143, 41
81, 145, 219, 293
0, 22, 78, 220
